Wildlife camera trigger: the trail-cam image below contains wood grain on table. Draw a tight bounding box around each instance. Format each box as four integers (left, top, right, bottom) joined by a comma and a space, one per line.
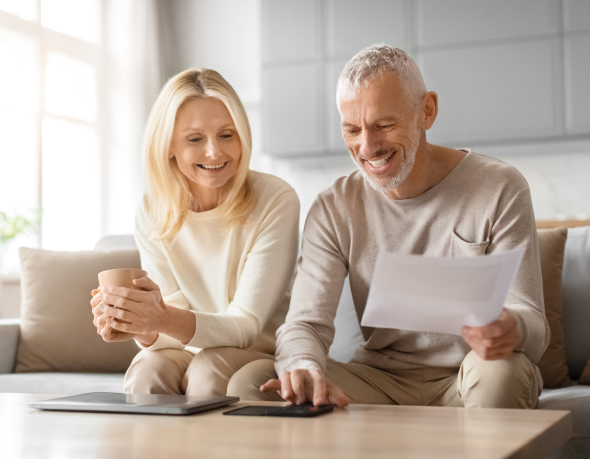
0, 393, 571, 459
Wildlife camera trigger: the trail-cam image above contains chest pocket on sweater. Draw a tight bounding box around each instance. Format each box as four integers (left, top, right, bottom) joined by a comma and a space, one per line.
451, 231, 490, 257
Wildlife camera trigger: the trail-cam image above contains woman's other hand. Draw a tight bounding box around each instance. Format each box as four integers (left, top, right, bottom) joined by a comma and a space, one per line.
91, 288, 107, 333
91, 288, 102, 308
91, 288, 150, 343
96, 276, 168, 338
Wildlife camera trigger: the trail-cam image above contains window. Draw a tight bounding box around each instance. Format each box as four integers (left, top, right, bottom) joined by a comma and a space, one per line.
0, 0, 102, 275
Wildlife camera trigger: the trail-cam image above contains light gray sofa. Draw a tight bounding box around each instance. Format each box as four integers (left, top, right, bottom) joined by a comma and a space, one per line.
0, 235, 138, 395
1, 229, 590, 454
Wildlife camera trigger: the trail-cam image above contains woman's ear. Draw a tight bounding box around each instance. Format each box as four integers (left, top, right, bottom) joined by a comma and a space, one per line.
420, 91, 438, 131
168, 149, 175, 159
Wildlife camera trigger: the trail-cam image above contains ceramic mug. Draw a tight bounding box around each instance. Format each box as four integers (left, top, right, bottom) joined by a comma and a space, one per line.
98, 268, 147, 290
97, 268, 147, 326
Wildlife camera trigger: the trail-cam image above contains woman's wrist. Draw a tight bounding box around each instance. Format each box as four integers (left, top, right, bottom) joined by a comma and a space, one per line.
135, 331, 158, 347
160, 304, 197, 345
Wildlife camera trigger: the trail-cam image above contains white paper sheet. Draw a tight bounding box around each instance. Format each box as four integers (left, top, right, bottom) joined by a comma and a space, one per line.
360, 247, 525, 335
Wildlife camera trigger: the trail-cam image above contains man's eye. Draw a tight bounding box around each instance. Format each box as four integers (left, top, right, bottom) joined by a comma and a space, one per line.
345, 129, 359, 135
379, 124, 394, 129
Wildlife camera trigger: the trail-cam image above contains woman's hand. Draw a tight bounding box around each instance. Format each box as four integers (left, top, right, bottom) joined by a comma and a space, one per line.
91, 288, 109, 334
91, 288, 137, 342
95, 277, 169, 339
96, 312, 139, 343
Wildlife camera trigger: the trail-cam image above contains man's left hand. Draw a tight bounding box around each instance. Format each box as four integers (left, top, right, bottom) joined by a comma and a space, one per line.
461, 308, 519, 360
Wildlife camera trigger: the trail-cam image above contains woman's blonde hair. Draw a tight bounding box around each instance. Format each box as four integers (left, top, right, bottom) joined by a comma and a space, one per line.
142, 68, 255, 240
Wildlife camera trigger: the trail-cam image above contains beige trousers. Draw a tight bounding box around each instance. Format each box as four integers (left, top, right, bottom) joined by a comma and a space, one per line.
123, 347, 274, 396
227, 351, 543, 409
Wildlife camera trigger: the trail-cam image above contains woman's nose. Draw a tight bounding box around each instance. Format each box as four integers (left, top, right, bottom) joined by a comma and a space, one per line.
204, 139, 222, 158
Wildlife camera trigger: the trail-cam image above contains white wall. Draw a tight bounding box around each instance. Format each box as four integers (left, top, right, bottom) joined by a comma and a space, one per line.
5, 1, 590, 318
104, 0, 264, 237
482, 139, 590, 221
260, 0, 590, 226
0, 0, 264, 318
164, 0, 263, 166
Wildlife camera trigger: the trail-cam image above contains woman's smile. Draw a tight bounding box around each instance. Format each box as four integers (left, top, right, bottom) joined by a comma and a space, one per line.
196, 161, 229, 171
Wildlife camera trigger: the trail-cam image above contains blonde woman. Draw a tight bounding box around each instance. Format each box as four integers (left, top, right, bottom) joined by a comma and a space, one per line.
90, 68, 299, 396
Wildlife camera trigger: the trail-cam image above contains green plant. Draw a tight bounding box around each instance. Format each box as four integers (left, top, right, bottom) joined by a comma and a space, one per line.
0, 210, 41, 245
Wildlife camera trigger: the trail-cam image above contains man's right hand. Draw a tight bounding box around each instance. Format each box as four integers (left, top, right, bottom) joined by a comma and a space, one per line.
260, 368, 350, 407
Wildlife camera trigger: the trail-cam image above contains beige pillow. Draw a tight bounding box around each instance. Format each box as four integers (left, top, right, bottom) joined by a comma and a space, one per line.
536, 228, 571, 388
16, 247, 141, 373
580, 362, 590, 384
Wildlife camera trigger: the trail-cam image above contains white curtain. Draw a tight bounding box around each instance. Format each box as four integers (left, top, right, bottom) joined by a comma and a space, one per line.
102, 0, 165, 236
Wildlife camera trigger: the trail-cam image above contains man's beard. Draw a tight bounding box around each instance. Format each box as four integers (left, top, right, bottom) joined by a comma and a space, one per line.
354, 129, 420, 193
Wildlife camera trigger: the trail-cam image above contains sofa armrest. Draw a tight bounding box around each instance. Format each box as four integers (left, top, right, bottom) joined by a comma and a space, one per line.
0, 319, 20, 374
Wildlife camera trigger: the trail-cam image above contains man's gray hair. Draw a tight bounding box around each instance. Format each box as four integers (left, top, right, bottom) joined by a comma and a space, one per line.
337, 44, 427, 105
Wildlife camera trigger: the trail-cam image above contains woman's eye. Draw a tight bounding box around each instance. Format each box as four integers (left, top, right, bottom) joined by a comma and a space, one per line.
220, 134, 232, 139
189, 138, 203, 143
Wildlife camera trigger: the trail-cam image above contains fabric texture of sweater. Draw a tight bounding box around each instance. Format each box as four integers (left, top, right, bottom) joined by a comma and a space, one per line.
275, 151, 550, 376
135, 170, 300, 355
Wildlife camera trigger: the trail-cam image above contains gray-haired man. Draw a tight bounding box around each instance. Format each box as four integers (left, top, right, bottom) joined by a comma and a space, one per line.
228, 44, 548, 409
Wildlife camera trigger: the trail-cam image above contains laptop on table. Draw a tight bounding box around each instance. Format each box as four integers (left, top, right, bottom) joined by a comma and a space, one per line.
29, 392, 239, 415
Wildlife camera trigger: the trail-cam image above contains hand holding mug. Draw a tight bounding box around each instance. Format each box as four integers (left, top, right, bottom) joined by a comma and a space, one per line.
92, 268, 157, 345
97, 277, 166, 340
90, 288, 137, 342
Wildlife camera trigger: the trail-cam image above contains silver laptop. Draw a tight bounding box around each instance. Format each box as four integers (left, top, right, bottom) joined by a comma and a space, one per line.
29, 392, 239, 415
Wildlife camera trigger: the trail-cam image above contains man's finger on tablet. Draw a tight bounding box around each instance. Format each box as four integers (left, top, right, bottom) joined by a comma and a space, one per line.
280, 371, 295, 404
310, 371, 328, 406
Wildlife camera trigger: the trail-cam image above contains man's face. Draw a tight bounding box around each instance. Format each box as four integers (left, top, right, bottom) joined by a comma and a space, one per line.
339, 72, 422, 193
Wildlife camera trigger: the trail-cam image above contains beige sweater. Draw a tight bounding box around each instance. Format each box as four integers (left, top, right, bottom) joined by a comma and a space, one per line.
135, 171, 300, 355
275, 151, 550, 376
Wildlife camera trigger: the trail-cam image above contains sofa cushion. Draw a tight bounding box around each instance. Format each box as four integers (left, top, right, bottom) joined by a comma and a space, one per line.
0, 319, 20, 373
580, 363, 590, 384
94, 235, 137, 251
536, 228, 571, 388
561, 227, 590, 380
16, 247, 140, 373
0, 373, 124, 395
539, 384, 590, 437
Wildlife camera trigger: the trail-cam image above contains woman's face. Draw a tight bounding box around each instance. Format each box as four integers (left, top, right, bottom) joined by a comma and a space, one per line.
169, 97, 242, 194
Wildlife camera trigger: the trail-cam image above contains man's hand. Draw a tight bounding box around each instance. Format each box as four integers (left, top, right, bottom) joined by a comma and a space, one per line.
260, 368, 350, 407
461, 308, 519, 360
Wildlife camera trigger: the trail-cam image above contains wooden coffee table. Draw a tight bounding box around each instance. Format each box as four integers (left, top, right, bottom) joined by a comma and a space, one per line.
0, 393, 571, 458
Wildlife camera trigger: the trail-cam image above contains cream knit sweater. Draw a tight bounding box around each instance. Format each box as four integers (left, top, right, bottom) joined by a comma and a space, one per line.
135, 171, 300, 355
275, 151, 550, 375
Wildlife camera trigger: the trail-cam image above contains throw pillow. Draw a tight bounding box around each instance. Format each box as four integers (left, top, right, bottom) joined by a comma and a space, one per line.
16, 247, 141, 373
561, 226, 590, 382
535, 227, 571, 388
580, 363, 590, 384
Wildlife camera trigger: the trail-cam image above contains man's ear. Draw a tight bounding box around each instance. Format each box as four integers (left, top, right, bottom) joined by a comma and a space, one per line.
420, 91, 438, 131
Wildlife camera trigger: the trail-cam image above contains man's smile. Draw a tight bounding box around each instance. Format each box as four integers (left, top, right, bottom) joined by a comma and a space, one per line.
366, 151, 394, 168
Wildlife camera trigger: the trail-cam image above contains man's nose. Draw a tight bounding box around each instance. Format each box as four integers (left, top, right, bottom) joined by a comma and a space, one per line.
358, 131, 380, 159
